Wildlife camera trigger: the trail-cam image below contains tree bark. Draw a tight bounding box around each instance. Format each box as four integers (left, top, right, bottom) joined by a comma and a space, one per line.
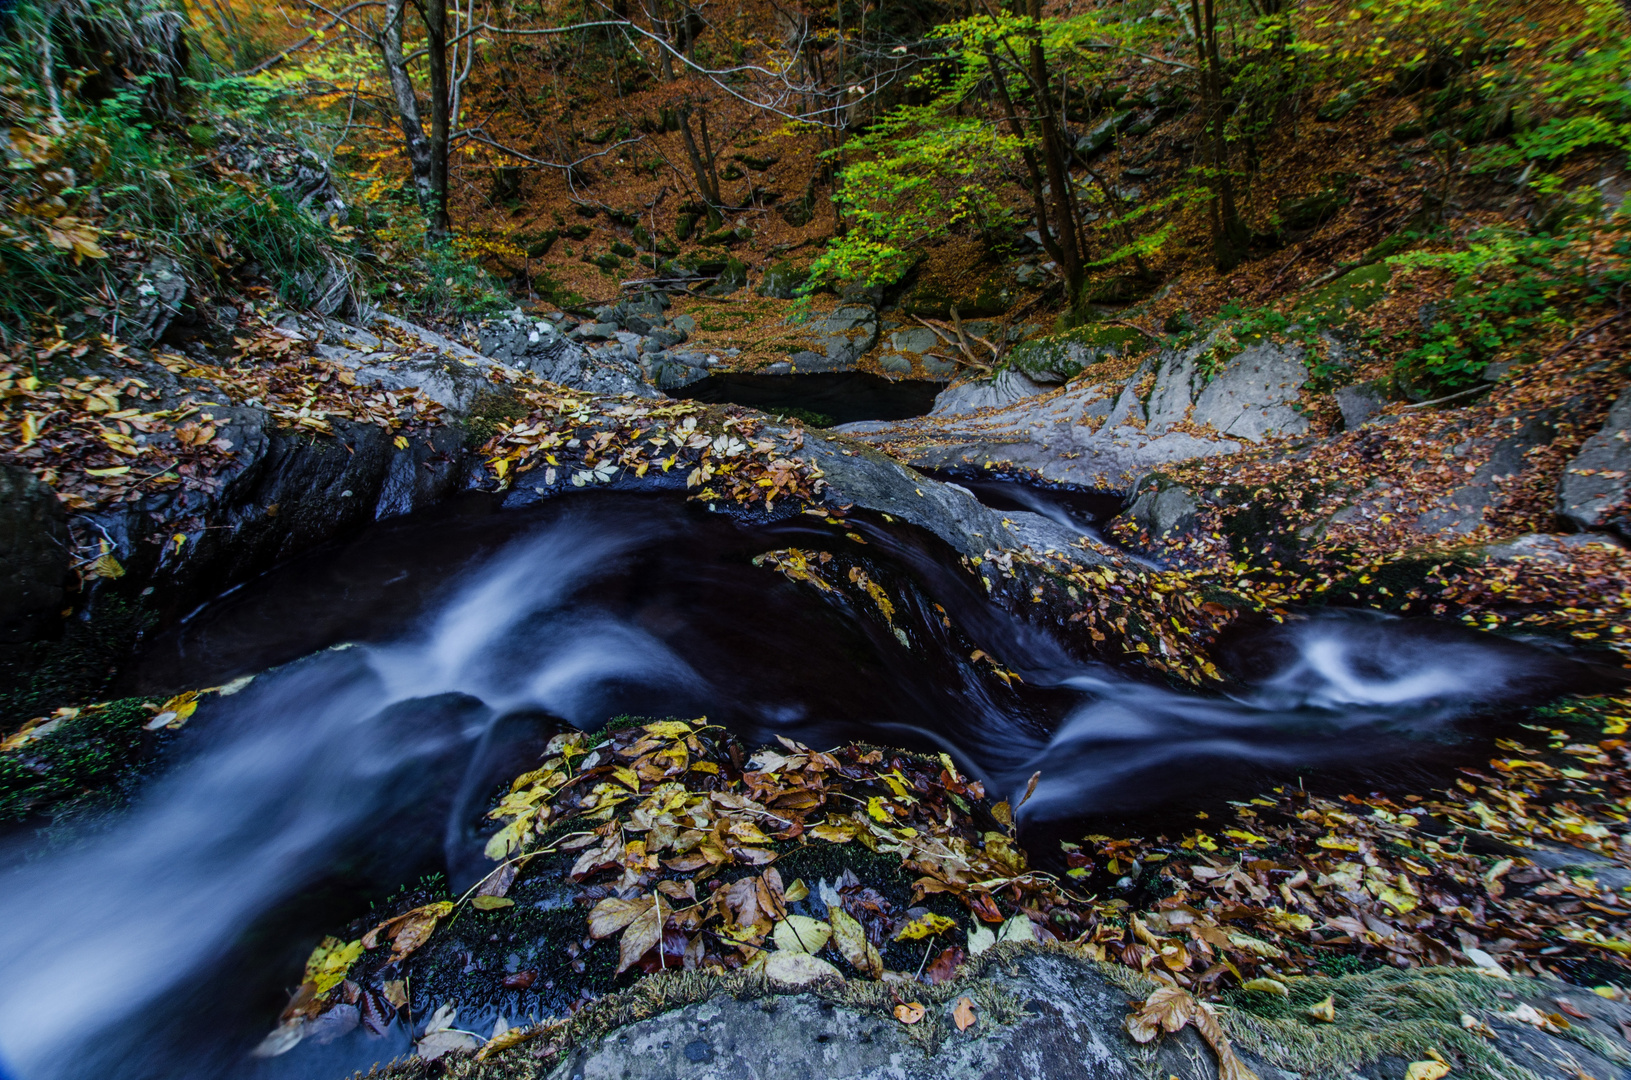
381, 0, 439, 224
1192, 0, 1249, 271
421, 0, 452, 238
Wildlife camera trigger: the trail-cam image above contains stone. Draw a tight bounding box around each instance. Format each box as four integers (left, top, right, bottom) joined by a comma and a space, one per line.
0, 465, 70, 647
1559, 391, 1631, 536
1417, 413, 1556, 536
1481, 532, 1623, 563
1189, 342, 1311, 442
671, 314, 698, 335
1334, 380, 1388, 430
757, 260, 810, 300
931, 370, 1051, 417
126, 256, 189, 347
878, 353, 912, 375
1123, 478, 1200, 540
786, 305, 878, 372
540, 951, 1207, 1080
1006, 324, 1141, 384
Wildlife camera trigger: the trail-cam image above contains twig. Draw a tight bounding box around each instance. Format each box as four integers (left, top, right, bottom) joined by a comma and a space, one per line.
1402, 384, 1490, 409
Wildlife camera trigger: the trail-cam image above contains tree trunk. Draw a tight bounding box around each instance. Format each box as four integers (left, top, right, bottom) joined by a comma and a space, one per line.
1193, 0, 1249, 271
422, 0, 452, 238
381, 0, 437, 217
677, 103, 723, 220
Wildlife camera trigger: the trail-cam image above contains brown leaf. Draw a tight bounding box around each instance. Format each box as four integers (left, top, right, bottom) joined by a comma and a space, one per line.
588, 896, 653, 940
893, 1002, 926, 1024
953, 996, 976, 1032
617, 895, 665, 974
923, 946, 964, 985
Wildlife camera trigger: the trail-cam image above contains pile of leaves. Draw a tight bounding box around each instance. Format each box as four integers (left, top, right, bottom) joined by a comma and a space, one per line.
0, 320, 446, 513
477, 388, 823, 513
258, 697, 1631, 1069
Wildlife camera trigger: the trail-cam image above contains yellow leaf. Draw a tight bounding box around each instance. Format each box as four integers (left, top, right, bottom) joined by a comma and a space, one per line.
302, 936, 363, 997
773, 915, 832, 954
866, 796, 891, 822
895, 912, 957, 940
830, 906, 883, 979
84, 466, 131, 477
1308, 995, 1336, 1023
642, 720, 695, 738
471, 896, 513, 911
1404, 1063, 1450, 1080
394, 435, 410, 450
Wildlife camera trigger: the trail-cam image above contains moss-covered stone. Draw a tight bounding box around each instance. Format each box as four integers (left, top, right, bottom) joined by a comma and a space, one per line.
1292, 262, 1393, 326
1006, 324, 1142, 383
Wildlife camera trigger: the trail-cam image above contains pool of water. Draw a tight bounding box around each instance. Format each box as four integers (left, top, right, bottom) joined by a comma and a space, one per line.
669, 372, 942, 426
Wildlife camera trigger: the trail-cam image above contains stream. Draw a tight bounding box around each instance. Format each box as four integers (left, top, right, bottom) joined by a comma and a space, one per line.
0, 489, 1611, 1080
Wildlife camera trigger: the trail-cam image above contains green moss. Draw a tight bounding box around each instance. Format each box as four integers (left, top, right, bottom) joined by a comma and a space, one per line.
0, 695, 163, 824
1007, 323, 1142, 382
0, 596, 154, 726
1292, 262, 1394, 327
461, 387, 529, 448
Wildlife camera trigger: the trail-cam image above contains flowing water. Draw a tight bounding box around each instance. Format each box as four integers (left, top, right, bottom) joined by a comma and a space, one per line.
0, 491, 1612, 1080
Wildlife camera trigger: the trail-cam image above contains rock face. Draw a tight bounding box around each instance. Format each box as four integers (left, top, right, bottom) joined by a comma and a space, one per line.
769, 305, 879, 374
1414, 413, 1554, 536
0, 466, 70, 648
543, 952, 1211, 1080
1559, 389, 1631, 535
838, 336, 1311, 489
477, 313, 658, 398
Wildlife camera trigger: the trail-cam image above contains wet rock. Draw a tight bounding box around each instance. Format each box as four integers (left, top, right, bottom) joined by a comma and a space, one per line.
0, 465, 71, 647
791, 432, 1110, 567
471, 313, 658, 399
1122, 475, 1200, 541
1559, 389, 1631, 536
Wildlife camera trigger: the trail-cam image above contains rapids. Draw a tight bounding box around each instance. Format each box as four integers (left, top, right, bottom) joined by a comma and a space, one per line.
0, 491, 1606, 1080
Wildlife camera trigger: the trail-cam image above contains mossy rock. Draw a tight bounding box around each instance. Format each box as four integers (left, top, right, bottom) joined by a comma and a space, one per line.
521, 229, 559, 258
594, 252, 623, 271
1008, 323, 1142, 383
674, 214, 697, 242
705, 257, 749, 295
574, 204, 600, 219
757, 259, 810, 300
610, 241, 637, 258
564, 223, 593, 241
1293, 262, 1393, 326
733, 152, 780, 171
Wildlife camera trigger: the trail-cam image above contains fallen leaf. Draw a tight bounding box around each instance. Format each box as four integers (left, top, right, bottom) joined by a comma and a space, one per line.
924, 946, 964, 985
967, 924, 996, 955
895, 912, 957, 940
997, 915, 1038, 944
471, 896, 514, 911
773, 915, 833, 955
893, 1002, 926, 1024
1241, 978, 1289, 997
830, 906, 884, 979
1404, 1063, 1450, 1080
953, 996, 976, 1031
1308, 995, 1336, 1023
617, 895, 665, 974
764, 950, 842, 987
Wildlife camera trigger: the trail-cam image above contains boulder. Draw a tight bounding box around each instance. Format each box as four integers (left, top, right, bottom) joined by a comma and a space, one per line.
1334, 380, 1388, 430
1559, 390, 1631, 535
1122, 476, 1200, 541
1416, 413, 1554, 536
1188, 342, 1312, 442
1006, 324, 1141, 384
931, 370, 1052, 417
125, 256, 189, 347
785, 305, 879, 373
